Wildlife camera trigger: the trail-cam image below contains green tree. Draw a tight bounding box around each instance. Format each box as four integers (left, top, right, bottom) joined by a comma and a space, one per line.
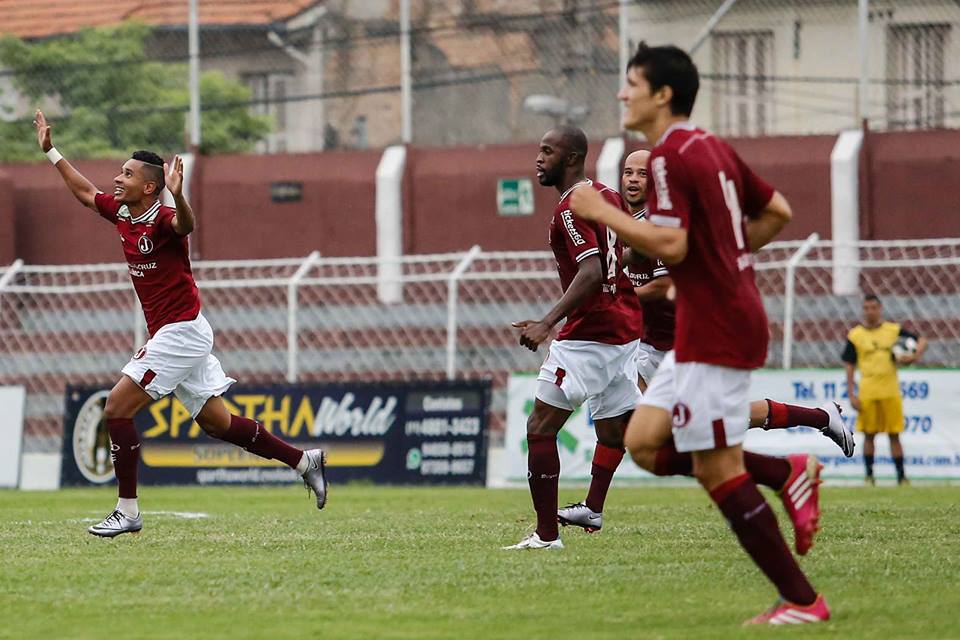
0, 23, 271, 161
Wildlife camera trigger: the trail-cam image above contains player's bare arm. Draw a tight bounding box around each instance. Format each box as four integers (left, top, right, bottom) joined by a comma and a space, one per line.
569, 187, 688, 264
166, 156, 195, 235
745, 191, 792, 251
34, 109, 98, 211
844, 362, 861, 411
512, 256, 603, 352
634, 275, 673, 303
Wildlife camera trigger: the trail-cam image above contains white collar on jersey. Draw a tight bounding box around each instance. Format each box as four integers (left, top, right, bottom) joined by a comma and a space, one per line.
558, 178, 593, 203
118, 199, 161, 224
655, 121, 698, 147
632, 206, 647, 221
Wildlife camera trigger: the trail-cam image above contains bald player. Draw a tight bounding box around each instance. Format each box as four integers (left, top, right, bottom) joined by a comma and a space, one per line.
505, 125, 643, 549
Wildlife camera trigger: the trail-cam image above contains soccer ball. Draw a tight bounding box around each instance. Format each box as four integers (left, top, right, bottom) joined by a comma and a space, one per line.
892, 336, 918, 361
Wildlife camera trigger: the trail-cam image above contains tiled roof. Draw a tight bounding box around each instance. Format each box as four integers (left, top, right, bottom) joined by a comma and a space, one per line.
0, 0, 321, 40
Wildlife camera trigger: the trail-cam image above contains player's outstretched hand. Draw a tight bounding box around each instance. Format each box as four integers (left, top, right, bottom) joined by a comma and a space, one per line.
512, 320, 551, 352
896, 352, 917, 365
164, 155, 184, 197
569, 184, 605, 221
33, 110, 52, 152
849, 394, 862, 412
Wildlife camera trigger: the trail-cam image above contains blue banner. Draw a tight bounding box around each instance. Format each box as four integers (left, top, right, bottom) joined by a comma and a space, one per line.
61, 381, 490, 487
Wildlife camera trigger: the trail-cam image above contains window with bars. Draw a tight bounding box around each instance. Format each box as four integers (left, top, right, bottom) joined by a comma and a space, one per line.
711, 30, 774, 137
244, 72, 293, 152
886, 24, 950, 130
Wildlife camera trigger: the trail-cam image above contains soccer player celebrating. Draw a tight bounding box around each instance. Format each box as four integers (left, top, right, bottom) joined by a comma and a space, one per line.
570, 45, 831, 624
504, 125, 643, 549
843, 294, 925, 485
621, 151, 853, 455
33, 111, 328, 538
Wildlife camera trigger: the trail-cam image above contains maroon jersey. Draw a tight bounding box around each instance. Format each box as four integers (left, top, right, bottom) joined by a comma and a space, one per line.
549, 180, 643, 345
646, 123, 774, 369
95, 193, 201, 336
624, 208, 675, 351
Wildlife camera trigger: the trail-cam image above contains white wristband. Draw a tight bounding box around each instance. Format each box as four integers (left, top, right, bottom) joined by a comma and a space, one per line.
46, 147, 63, 165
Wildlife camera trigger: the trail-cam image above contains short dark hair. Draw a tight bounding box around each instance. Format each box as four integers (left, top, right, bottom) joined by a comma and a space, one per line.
864, 294, 882, 304
553, 125, 588, 162
132, 150, 165, 193
627, 42, 699, 117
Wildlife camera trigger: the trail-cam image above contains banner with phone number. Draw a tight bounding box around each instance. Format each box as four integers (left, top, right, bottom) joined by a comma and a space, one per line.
744, 369, 960, 480
504, 369, 960, 484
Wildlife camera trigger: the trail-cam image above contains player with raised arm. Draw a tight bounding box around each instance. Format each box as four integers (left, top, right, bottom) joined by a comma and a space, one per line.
570, 45, 831, 624
34, 111, 328, 538
622, 150, 853, 454
504, 125, 643, 549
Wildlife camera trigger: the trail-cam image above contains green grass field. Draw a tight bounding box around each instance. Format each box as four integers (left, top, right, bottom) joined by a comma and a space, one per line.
1, 485, 958, 639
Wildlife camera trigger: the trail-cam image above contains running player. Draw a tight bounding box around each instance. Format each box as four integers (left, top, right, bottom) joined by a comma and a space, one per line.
621, 150, 853, 457
34, 110, 328, 538
569, 45, 831, 624
504, 125, 643, 549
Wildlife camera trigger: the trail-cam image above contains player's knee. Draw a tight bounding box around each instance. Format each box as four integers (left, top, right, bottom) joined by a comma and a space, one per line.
627, 446, 656, 473
103, 392, 133, 420
197, 413, 229, 438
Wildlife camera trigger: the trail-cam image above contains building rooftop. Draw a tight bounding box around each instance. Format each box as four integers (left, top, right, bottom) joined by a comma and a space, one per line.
0, 0, 321, 40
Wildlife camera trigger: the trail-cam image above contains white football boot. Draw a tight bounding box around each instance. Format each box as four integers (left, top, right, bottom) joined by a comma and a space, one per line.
502, 532, 564, 550
557, 502, 603, 533
819, 402, 855, 457
301, 449, 328, 509
88, 509, 143, 538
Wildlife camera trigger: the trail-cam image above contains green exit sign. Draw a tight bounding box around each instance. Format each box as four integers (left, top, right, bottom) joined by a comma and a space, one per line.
497, 178, 534, 216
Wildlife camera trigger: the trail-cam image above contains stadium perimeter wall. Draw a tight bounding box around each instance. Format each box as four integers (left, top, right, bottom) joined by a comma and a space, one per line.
3, 129, 960, 263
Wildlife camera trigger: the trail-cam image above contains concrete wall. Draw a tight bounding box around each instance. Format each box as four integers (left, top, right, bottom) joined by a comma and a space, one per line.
195, 150, 381, 259
404, 140, 600, 254
2, 128, 959, 264
0, 170, 15, 265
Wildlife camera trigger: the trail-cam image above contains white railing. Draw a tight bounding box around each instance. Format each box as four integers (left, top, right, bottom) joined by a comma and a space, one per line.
3, 238, 960, 452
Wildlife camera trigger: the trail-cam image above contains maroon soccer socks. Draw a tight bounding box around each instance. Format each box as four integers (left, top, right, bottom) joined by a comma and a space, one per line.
653, 438, 791, 492
107, 418, 140, 500
710, 474, 818, 606
221, 415, 304, 469
764, 400, 829, 430
585, 444, 625, 513
527, 434, 561, 541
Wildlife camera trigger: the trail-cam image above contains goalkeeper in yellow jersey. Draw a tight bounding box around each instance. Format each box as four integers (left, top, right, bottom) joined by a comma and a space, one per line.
842, 294, 926, 485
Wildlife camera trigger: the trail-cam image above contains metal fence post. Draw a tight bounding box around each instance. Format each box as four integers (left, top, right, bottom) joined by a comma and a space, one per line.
446, 245, 482, 380
782, 233, 820, 369
0, 259, 25, 331
287, 251, 321, 383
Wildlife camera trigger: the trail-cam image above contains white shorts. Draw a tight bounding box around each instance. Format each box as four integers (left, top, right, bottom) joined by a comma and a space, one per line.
639, 350, 750, 452
636, 341, 667, 385
536, 339, 641, 420
121, 313, 236, 418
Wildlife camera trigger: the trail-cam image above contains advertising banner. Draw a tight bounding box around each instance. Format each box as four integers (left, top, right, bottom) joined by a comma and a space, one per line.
62, 381, 489, 487
504, 370, 960, 484
0, 386, 26, 488
745, 369, 960, 480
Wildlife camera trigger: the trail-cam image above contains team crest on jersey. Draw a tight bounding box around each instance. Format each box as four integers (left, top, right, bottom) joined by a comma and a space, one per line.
672, 403, 691, 428
137, 235, 154, 254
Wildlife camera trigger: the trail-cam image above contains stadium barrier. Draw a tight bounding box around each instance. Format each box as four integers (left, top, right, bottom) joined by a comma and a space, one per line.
501, 369, 960, 485
2, 238, 959, 457
61, 381, 489, 488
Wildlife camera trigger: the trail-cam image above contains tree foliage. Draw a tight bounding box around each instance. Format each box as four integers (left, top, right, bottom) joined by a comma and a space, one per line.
0, 23, 271, 161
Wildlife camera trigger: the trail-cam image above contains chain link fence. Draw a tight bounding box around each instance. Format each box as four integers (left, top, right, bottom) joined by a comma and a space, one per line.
3, 0, 955, 160
3, 239, 959, 453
